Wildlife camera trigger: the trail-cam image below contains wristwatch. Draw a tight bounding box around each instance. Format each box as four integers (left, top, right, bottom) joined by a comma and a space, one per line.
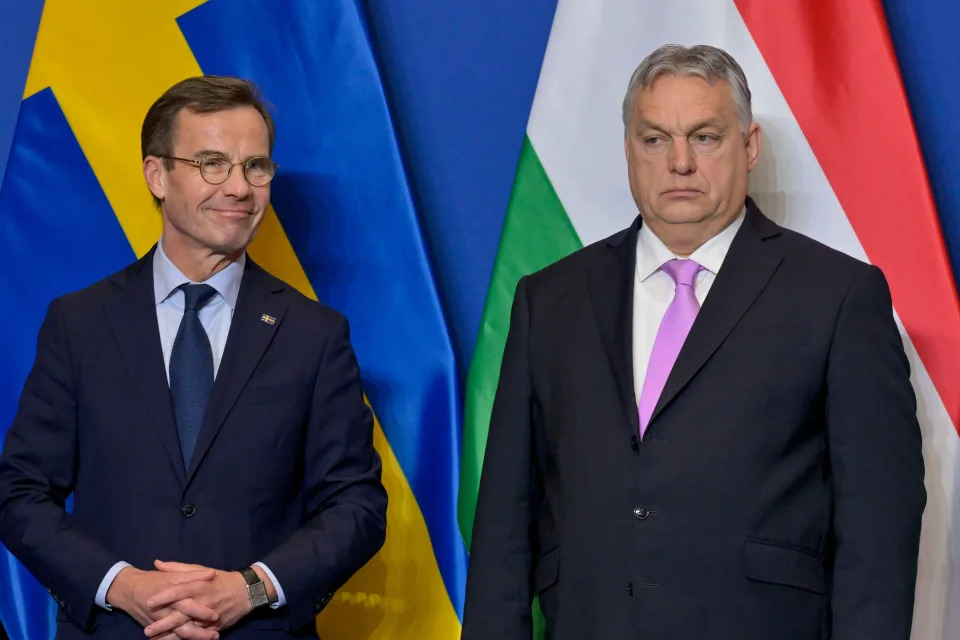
238, 566, 270, 609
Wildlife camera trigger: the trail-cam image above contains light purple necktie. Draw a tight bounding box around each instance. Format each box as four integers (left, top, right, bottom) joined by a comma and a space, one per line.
637, 258, 704, 438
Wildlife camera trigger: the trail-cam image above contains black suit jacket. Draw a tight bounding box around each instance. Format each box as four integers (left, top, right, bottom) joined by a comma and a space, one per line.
0, 250, 387, 639
463, 199, 925, 639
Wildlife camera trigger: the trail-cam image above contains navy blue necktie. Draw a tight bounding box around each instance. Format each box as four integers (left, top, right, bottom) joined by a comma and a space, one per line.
169, 283, 217, 471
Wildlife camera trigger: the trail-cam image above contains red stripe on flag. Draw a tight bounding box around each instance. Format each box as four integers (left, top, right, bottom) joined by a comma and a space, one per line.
735, 0, 960, 430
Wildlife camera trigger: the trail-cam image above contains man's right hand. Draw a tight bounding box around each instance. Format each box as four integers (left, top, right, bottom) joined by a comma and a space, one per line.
106, 566, 220, 638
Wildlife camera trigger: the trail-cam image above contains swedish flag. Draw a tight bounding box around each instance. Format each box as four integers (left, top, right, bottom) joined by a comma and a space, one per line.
0, 1, 466, 637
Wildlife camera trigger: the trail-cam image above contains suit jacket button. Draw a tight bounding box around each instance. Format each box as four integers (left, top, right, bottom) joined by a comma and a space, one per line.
633, 505, 649, 520
630, 435, 639, 451
181, 503, 197, 517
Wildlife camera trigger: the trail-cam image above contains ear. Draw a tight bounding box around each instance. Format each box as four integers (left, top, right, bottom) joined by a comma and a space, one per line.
143, 156, 167, 202
744, 122, 762, 173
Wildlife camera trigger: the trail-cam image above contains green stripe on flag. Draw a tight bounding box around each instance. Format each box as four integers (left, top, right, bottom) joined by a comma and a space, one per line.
459, 136, 583, 548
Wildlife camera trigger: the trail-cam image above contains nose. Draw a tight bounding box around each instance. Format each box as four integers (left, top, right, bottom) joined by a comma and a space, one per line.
667, 138, 696, 175
221, 163, 252, 198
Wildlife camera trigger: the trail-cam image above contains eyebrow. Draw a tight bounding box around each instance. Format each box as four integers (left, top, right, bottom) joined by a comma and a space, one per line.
635, 118, 729, 135
189, 149, 269, 161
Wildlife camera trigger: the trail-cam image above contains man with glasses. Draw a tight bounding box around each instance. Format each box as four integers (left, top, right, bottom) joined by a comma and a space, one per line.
0, 76, 387, 639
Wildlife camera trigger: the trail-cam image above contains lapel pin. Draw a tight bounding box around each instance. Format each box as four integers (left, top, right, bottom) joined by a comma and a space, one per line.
260, 314, 276, 325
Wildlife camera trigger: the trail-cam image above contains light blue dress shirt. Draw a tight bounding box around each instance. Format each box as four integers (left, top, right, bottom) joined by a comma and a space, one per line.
95, 240, 286, 610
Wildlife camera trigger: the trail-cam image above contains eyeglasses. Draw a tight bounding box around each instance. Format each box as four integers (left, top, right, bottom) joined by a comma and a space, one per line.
160, 153, 278, 187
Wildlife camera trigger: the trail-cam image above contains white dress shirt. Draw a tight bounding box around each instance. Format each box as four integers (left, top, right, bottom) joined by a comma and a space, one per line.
632, 211, 745, 405
95, 239, 286, 610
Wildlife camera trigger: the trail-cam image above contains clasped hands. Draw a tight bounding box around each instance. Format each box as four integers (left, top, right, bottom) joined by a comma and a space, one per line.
106, 560, 275, 639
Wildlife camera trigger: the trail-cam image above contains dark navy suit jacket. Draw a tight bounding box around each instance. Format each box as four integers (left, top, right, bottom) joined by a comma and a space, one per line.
463, 199, 925, 640
0, 249, 387, 638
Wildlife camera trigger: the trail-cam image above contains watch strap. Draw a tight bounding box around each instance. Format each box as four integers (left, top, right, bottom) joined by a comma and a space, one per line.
238, 566, 260, 586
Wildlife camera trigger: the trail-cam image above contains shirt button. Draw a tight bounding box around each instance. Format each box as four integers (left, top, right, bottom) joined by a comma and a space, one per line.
181, 503, 197, 517
633, 505, 649, 520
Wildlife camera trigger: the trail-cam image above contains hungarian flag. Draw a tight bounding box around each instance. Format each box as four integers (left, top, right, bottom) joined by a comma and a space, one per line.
459, 2, 960, 638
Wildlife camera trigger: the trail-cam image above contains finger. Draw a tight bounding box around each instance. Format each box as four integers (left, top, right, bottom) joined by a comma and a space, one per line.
171, 598, 219, 624
173, 622, 220, 640
144, 610, 190, 637
167, 569, 216, 584
151, 632, 184, 640
155, 560, 207, 572
147, 583, 205, 609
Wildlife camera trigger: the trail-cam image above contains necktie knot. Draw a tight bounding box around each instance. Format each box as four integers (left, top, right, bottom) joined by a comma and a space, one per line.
660, 258, 703, 288
180, 283, 217, 311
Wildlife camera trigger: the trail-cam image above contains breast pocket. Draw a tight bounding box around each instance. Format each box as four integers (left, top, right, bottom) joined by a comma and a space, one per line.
753, 324, 809, 349
238, 381, 313, 406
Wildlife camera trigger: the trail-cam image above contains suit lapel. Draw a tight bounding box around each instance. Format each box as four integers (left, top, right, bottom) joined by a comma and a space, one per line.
587, 217, 642, 436
648, 200, 784, 427
185, 259, 287, 484
103, 248, 186, 482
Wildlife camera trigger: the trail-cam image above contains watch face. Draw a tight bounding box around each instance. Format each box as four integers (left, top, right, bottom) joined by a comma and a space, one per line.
248, 582, 270, 608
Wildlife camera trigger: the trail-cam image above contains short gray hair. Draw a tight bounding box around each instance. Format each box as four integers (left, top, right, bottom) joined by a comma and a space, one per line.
621, 44, 752, 134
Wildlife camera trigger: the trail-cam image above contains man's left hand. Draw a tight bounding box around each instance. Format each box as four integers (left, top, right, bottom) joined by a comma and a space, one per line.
143, 560, 268, 638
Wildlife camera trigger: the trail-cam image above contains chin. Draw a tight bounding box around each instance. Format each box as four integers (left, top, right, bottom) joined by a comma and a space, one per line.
655, 202, 713, 225
204, 223, 256, 249
207, 234, 253, 255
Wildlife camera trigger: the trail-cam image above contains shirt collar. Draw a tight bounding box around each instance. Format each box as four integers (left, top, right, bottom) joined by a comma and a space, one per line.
153, 238, 245, 310
636, 207, 746, 281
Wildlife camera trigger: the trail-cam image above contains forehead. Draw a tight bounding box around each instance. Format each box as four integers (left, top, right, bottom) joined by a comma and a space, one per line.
633, 74, 737, 123
172, 106, 270, 152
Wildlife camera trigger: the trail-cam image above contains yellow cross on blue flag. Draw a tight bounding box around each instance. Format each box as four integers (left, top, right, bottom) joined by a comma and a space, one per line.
0, 1, 465, 637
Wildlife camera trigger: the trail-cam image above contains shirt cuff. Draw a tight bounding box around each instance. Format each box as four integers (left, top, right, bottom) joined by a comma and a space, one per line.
253, 562, 286, 608
95, 561, 132, 610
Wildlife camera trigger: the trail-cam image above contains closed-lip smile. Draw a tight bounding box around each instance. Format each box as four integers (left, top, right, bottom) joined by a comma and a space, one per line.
209, 207, 254, 215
